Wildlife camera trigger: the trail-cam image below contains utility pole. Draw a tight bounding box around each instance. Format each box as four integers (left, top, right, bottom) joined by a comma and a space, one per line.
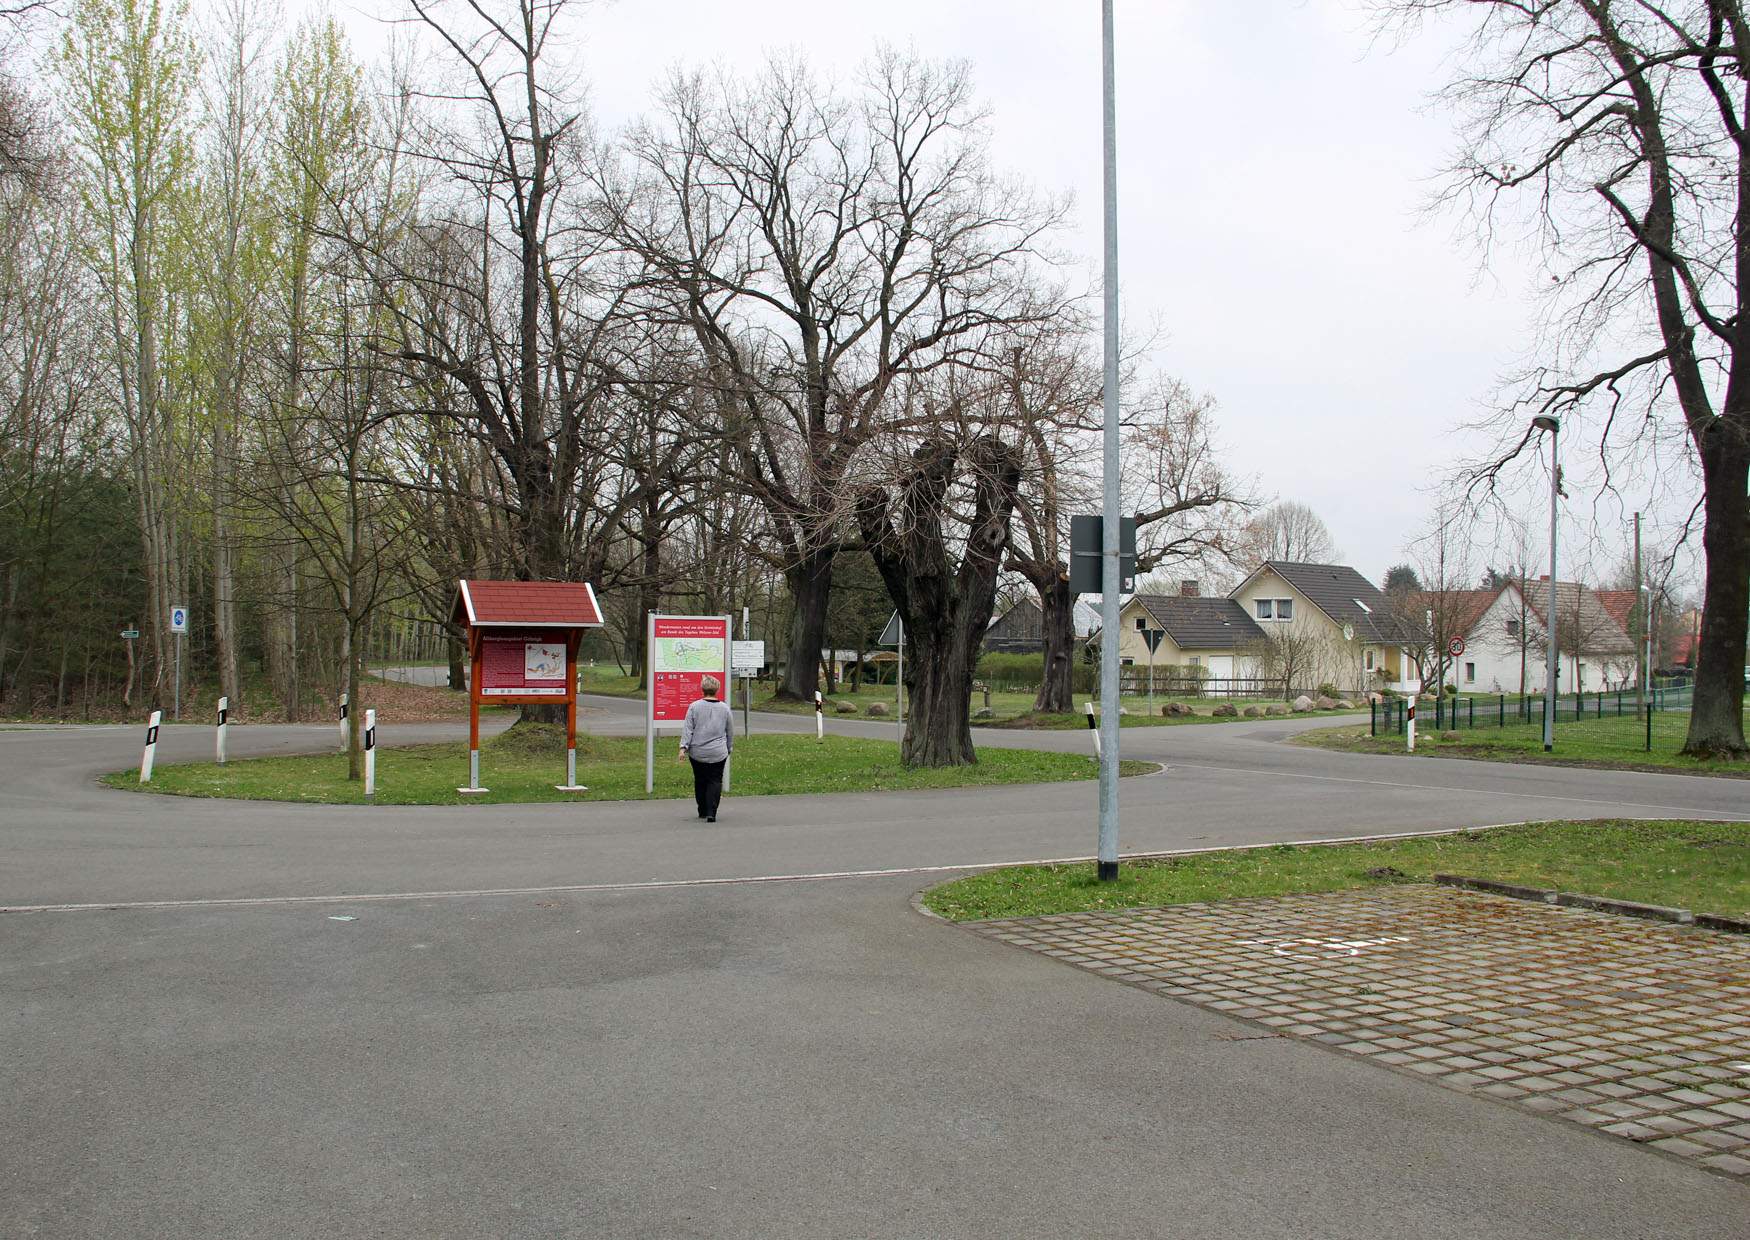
1096, 0, 1122, 882
1532, 416, 1560, 750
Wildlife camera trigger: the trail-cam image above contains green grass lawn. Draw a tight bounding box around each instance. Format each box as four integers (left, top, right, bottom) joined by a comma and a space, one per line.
921, 819, 1750, 922
577, 663, 643, 697
105, 726, 1151, 806
1294, 710, 1750, 777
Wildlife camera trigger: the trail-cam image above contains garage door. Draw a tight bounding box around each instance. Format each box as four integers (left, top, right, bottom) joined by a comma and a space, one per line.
1204, 656, 1233, 681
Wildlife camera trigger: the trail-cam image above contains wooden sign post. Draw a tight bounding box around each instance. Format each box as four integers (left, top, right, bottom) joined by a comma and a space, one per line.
453, 580, 605, 795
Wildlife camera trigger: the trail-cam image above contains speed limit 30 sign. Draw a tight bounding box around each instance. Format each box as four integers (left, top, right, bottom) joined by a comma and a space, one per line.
1448, 636, 1466, 658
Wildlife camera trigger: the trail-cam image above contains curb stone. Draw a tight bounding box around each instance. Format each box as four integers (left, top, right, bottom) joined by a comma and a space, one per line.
1434, 874, 1746, 930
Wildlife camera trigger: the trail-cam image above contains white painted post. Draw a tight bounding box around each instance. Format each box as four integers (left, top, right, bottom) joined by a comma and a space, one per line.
814, 690, 824, 742
140, 710, 161, 782
215, 696, 228, 765
1086, 701, 1100, 758
1406, 698, 1417, 752
338, 692, 349, 748
363, 708, 376, 800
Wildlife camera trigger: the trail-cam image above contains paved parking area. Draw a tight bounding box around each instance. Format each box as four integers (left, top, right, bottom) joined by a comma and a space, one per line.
967, 886, 1750, 1179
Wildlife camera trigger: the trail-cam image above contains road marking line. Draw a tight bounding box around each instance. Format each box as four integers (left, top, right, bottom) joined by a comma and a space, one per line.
11, 817, 1729, 915
1166, 762, 1750, 820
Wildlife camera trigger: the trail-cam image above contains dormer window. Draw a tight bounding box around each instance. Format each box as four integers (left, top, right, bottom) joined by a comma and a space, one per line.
1255, 599, 1272, 620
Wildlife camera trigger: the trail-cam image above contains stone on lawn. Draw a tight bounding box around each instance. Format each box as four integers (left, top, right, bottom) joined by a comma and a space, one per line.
1314, 695, 1338, 710
973, 706, 994, 720
1242, 706, 1263, 718
866, 701, 889, 716
1212, 703, 1238, 717
1292, 694, 1315, 712
835, 700, 859, 714
1440, 730, 1460, 742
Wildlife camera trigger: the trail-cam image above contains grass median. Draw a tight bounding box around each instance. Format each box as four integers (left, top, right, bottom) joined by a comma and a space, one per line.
1293, 710, 1750, 777
921, 819, 1750, 922
105, 725, 1153, 806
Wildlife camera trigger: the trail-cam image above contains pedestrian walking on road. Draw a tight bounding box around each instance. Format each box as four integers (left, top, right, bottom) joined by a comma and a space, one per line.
678, 675, 733, 822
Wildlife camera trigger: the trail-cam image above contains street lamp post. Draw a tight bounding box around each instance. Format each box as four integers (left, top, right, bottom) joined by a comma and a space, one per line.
1095, 0, 1122, 883
1533, 415, 1561, 751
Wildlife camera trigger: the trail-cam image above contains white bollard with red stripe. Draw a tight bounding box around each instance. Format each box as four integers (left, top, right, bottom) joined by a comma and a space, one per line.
140, 710, 161, 782
814, 690, 824, 742
1086, 701, 1100, 758
1407, 698, 1417, 752
216, 696, 228, 765
338, 692, 349, 748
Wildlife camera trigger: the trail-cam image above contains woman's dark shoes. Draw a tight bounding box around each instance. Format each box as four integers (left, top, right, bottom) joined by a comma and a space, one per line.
706, 815, 716, 823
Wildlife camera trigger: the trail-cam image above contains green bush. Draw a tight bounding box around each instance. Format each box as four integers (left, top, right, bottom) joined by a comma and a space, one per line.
974, 649, 1097, 696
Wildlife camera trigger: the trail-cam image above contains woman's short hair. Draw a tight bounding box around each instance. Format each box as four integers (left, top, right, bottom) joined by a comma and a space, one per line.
700, 675, 721, 696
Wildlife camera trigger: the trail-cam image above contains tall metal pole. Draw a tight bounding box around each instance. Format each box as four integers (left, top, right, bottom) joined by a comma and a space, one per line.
1096, 0, 1121, 882
1543, 423, 1559, 752
1634, 512, 1645, 725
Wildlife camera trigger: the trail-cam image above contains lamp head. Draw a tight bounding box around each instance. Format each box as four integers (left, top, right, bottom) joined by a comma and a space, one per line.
1531, 415, 1560, 433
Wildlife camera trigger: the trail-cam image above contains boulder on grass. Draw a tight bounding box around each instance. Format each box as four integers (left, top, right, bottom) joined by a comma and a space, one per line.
866, 701, 889, 717
1266, 705, 1288, 716
973, 706, 994, 720
1334, 699, 1354, 710
1161, 702, 1189, 717
1242, 706, 1263, 718
835, 700, 859, 715
1314, 695, 1338, 710
1212, 703, 1238, 717
1367, 692, 1383, 705
1440, 730, 1460, 742
1292, 694, 1315, 713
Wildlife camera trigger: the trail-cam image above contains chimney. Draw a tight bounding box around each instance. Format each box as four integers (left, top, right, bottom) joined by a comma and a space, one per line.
1180, 579, 1199, 597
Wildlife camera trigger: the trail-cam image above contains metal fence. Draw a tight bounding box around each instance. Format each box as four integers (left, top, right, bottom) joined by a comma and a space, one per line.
1370, 686, 1687, 736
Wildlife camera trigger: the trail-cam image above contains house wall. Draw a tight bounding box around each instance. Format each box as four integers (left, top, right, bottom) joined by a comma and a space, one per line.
1230, 568, 1379, 692
1454, 586, 1638, 694
1112, 599, 1257, 678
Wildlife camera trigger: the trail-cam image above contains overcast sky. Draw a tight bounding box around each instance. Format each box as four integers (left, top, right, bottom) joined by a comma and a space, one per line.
331, 0, 1673, 587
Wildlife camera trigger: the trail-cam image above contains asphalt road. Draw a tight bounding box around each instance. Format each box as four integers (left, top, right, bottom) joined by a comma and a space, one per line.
3, 695, 1746, 1237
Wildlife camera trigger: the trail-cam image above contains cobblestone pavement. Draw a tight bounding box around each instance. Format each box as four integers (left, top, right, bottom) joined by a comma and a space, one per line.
967, 886, 1750, 1180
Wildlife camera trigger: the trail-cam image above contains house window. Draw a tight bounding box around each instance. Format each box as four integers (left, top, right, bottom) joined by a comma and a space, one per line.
1277, 598, 1293, 620
1255, 599, 1272, 620
1465, 662, 1476, 683
1506, 619, 1520, 637
1188, 656, 1201, 667
1365, 650, 1375, 671
1134, 616, 1147, 631
1120, 657, 1134, 667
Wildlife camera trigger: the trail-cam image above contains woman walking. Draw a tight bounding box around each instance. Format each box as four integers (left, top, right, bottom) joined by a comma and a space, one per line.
678, 675, 734, 822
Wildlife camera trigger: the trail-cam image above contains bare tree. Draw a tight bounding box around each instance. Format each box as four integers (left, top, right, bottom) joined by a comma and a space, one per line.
1382, 0, 1747, 757
857, 420, 1023, 767
1240, 500, 1338, 566
604, 50, 1065, 701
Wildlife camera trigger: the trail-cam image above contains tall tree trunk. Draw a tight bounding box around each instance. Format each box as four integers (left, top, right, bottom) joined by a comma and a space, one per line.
1033, 574, 1076, 714
1682, 430, 1748, 758
447, 624, 466, 692
777, 550, 833, 702
858, 436, 1022, 768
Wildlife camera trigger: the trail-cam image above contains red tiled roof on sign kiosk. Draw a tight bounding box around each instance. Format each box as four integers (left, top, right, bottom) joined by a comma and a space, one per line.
453, 579, 604, 628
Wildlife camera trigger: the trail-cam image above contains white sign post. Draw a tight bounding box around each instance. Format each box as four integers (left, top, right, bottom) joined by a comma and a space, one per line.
338, 692, 349, 748
814, 690, 824, 742
215, 696, 228, 765
363, 708, 377, 800
169, 606, 188, 721
140, 710, 161, 782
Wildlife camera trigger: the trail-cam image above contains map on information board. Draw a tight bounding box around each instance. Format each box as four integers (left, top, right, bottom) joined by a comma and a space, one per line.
653, 637, 723, 673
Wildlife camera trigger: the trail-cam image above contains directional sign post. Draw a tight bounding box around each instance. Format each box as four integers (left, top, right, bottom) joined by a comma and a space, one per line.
169, 606, 188, 721
1142, 628, 1165, 717
878, 610, 905, 727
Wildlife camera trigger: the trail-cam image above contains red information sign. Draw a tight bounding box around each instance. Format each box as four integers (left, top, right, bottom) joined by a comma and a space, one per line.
649, 615, 730, 723
479, 629, 571, 697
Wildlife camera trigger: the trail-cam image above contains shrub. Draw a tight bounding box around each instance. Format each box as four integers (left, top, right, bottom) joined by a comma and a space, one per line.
1317, 682, 1339, 698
